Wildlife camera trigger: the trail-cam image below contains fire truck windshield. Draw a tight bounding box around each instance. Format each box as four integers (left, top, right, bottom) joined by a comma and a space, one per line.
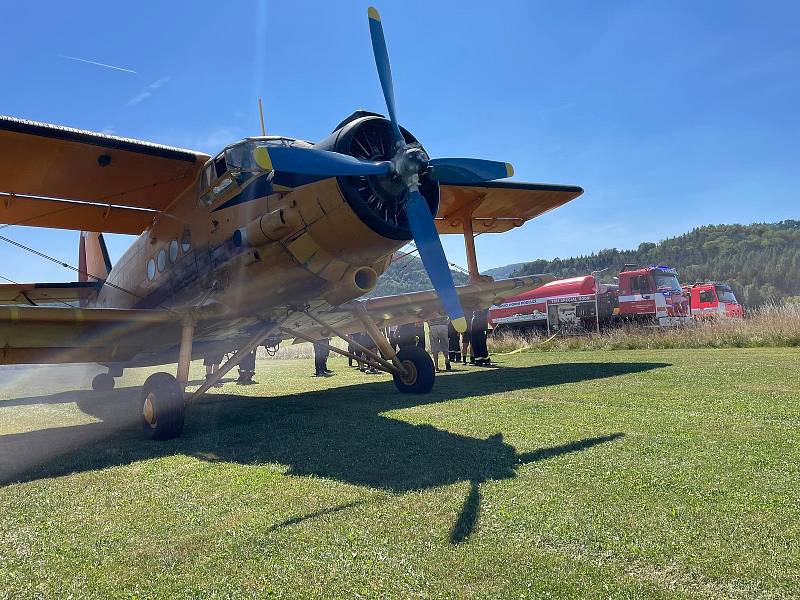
653, 273, 682, 292
715, 286, 738, 303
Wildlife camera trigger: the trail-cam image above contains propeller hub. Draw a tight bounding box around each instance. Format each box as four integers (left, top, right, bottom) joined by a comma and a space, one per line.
393, 145, 430, 187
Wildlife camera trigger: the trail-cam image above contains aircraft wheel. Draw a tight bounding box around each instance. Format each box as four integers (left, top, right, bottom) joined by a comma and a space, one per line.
91, 372, 115, 391
140, 372, 185, 440
392, 347, 435, 394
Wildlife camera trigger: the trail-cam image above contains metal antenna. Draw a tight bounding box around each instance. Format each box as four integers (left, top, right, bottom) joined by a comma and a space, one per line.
258, 98, 266, 136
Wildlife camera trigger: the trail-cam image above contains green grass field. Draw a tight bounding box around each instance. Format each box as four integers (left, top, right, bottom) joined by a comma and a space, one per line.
1, 348, 798, 599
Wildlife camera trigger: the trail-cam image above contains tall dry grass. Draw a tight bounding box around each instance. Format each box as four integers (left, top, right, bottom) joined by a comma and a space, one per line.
488, 302, 800, 353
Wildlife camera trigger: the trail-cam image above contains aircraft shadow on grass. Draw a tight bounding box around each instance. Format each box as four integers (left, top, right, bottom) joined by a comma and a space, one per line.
0, 361, 668, 543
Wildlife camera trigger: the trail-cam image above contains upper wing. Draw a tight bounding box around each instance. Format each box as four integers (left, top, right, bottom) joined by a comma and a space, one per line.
0, 281, 101, 306
0, 305, 180, 365
436, 181, 584, 234
281, 275, 553, 340
0, 116, 210, 234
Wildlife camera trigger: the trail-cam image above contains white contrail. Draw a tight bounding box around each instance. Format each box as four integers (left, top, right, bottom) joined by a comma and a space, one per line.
58, 54, 137, 74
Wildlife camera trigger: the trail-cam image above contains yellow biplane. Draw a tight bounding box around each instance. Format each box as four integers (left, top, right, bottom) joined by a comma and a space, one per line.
0, 7, 582, 440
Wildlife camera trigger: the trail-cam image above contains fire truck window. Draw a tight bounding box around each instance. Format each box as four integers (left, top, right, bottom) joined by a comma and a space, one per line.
699, 290, 714, 303
634, 276, 650, 294
653, 273, 682, 292
716, 287, 737, 303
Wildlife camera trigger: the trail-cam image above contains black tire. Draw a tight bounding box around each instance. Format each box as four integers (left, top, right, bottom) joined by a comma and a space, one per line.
140, 372, 185, 440
91, 372, 115, 391
392, 346, 435, 394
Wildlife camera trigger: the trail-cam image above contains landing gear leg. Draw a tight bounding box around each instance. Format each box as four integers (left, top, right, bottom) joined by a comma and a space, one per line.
187, 323, 279, 403
293, 304, 436, 395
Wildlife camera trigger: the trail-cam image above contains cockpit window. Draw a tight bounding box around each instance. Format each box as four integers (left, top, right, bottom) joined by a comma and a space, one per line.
223, 139, 298, 173
200, 162, 215, 191
225, 143, 258, 172
214, 153, 227, 178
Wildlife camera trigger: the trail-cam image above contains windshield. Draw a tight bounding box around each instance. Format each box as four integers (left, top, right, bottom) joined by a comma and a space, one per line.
224, 142, 259, 172
715, 286, 738, 303
224, 138, 298, 172
653, 273, 682, 292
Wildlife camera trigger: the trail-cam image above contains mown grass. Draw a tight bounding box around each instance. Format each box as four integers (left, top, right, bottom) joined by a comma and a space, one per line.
490, 302, 800, 353
0, 348, 798, 598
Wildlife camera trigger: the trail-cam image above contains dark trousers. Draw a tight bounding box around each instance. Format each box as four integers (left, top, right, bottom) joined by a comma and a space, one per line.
240, 351, 256, 372
314, 340, 330, 373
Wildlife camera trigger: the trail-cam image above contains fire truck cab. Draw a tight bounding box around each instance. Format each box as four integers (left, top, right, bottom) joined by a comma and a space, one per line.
683, 282, 744, 319
616, 265, 691, 326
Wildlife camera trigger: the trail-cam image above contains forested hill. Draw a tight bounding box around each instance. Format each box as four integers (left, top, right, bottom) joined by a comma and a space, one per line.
369, 253, 469, 297
511, 221, 800, 307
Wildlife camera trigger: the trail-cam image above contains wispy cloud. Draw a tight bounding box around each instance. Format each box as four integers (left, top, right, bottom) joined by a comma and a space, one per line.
127, 77, 171, 106
58, 54, 137, 74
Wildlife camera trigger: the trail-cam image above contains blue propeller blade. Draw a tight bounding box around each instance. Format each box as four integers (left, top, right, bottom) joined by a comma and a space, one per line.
428, 158, 515, 184
368, 7, 404, 147
254, 145, 392, 177
404, 189, 468, 333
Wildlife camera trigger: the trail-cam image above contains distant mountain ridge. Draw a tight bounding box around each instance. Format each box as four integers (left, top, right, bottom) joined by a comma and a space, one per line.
372, 221, 800, 307
369, 253, 468, 298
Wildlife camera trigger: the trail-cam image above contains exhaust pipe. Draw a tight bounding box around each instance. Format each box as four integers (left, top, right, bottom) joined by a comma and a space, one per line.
324, 266, 378, 306
233, 206, 300, 248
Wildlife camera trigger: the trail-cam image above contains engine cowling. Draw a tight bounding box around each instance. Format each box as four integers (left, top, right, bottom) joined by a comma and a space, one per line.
314, 113, 439, 241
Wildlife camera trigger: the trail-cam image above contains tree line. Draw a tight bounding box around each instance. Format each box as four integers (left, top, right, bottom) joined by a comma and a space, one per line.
511, 220, 800, 307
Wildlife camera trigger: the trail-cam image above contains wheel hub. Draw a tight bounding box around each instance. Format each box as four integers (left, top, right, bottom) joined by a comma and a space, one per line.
400, 359, 418, 386
142, 394, 157, 428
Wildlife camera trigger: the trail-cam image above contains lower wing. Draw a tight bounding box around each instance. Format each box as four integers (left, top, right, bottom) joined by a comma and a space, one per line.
0, 305, 179, 365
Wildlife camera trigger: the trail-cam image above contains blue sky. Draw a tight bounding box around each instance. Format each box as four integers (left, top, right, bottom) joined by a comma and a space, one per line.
1, 0, 798, 281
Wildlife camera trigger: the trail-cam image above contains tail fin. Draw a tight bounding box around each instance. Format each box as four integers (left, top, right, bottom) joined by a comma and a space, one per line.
78, 232, 112, 282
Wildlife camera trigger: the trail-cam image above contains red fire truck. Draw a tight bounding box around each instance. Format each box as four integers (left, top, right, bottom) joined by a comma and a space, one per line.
683, 282, 744, 319
489, 265, 691, 333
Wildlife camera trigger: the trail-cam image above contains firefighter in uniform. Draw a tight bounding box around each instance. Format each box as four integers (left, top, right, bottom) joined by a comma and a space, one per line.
470, 309, 491, 367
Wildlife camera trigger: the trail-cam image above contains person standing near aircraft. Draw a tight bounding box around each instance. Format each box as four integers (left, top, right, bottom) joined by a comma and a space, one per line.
428, 316, 451, 372
346, 334, 358, 368
397, 322, 418, 350
461, 327, 472, 365
470, 309, 491, 367
313, 338, 333, 377
204, 355, 224, 387
237, 350, 257, 384
353, 332, 380, 374
447, 320, 461, 364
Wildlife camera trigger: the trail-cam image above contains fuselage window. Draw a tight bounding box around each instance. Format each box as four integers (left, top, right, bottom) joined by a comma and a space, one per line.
157, 248, 167, 272
181, 230, 191, 253
147, 258, 156, 281
169, 240, 179, 263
